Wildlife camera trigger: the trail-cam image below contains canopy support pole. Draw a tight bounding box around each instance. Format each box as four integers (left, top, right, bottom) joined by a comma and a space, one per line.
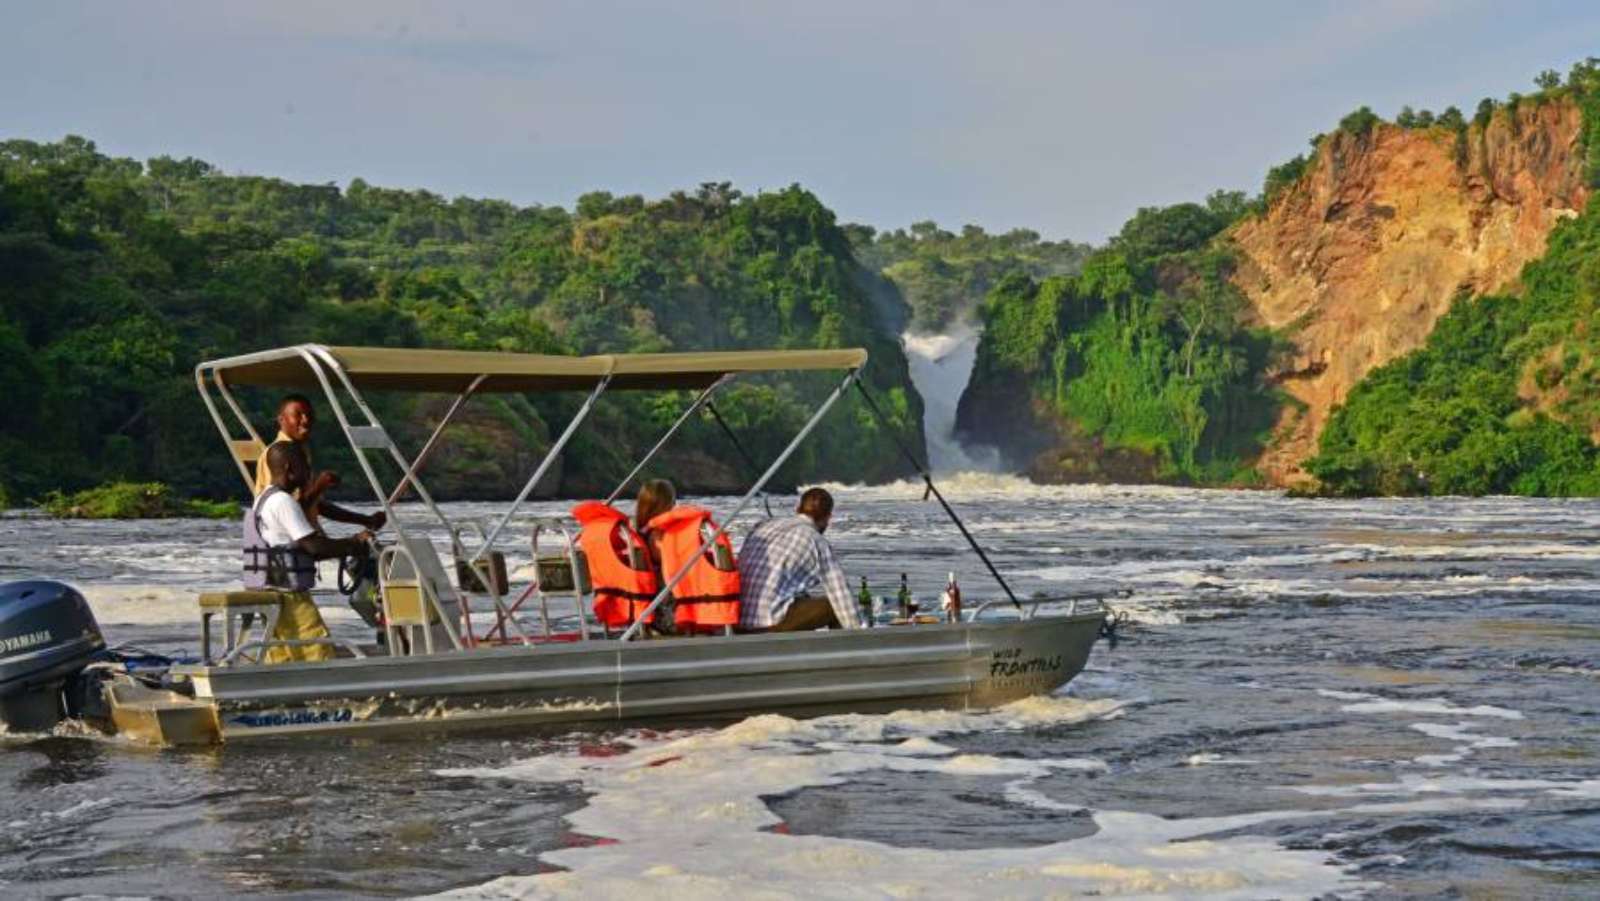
293, 346, 466, 650
619, 368, 859, 641
388, 374, 487, 506
195, 368, 264, 493
604, 374, 731, 505
305, 348, 457, 541
704, 401, 774, 518
852, 382, 1022, 612
471, 374, 613, 567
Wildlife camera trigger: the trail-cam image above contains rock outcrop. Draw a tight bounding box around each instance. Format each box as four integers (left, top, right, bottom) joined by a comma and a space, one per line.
1232, 99, 1589, 486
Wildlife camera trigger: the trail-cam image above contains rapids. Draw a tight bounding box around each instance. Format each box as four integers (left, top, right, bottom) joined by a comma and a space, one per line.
2, 480, 1598, 897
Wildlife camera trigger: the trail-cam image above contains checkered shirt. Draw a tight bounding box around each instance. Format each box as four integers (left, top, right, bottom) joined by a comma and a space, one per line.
736, 515, 860, 630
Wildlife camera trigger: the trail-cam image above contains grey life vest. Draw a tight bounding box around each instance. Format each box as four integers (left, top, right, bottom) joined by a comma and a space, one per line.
243, 487, 317, 592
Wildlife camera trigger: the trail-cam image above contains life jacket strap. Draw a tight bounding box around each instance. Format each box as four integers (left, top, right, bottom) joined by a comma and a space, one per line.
673, 593, 742, 605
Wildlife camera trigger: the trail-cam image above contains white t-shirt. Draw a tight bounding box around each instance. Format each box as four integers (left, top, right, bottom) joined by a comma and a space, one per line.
255, 489, 316, 548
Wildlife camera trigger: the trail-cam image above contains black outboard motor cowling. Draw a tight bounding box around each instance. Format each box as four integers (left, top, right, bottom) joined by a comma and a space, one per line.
0, 580, 105, 732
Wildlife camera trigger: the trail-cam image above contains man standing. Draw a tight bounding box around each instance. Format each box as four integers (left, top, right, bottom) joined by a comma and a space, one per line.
253, 393, 386, 532
246, 442, 373, 663
737, 488, 862, 631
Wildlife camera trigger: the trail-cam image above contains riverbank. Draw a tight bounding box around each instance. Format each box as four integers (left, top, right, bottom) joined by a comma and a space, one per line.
36, 482, 238, 520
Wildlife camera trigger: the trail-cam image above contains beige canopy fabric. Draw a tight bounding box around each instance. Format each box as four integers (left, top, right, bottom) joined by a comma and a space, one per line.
202, 345, 868, 393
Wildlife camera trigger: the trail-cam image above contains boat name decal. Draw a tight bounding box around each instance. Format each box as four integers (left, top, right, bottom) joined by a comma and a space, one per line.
989, 647, 1063, 678
0, 630, 52, 654
227, 708, 355, 729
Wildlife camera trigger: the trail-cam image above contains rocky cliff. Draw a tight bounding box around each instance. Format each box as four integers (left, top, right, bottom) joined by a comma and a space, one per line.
1232, 99, 1590, 486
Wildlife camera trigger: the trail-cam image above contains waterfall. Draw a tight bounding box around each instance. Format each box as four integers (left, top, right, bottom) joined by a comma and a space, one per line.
902, 326, 1002, 474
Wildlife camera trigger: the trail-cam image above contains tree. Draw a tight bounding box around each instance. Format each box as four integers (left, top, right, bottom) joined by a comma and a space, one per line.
1474, 97, 1497, 128
1204, 189, 1252, 224
1536, 69, 1563, 90
1263, 154, 1309, 206
1339, 106, 1380, 137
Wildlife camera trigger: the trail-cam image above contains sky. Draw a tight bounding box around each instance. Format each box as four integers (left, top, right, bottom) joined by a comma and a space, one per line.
3, 1, 1598, 242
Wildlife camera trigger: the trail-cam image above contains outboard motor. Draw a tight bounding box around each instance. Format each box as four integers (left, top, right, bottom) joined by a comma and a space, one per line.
0, 580, 105, 732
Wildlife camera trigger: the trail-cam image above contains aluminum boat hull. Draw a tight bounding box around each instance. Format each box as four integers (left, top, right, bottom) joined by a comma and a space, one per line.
157, 612, 1104, 743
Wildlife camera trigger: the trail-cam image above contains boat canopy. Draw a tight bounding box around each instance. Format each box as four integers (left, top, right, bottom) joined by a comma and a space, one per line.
200, 345, 869, 393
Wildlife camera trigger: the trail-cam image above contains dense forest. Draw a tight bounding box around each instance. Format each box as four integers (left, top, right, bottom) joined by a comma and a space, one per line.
957, 191, 1283, 484
845, 221, 1092, 333
0, 138, 925, 508
1305, 60, 1600, 496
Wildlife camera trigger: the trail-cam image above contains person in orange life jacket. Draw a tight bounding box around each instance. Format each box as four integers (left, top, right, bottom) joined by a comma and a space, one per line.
633, 479, 677, 634
570, 500, 656, 629
247, 443, 374, 663
646, 498, 742, 633
737, 488, 862, 632
252, 394, 386, 532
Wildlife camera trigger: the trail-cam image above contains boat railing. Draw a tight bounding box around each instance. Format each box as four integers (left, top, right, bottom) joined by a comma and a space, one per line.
518, 517, 593, 641
969, 593, 1110, 622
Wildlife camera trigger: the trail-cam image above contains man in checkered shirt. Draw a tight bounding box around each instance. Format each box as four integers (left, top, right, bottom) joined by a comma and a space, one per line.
737, 488, 863, 631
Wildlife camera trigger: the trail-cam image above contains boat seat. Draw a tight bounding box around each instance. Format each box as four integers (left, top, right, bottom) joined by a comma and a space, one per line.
197, 591, 284, 665
536, 552, 591, 594
378, 534, 465, 655
198, 591, 370, 666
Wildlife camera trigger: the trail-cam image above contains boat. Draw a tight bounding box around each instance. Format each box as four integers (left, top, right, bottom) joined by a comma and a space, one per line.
0, 344, 1114, 745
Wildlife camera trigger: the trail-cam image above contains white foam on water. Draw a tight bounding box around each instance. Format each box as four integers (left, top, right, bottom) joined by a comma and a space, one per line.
429, 696, 1386, 900
818, 476, 1263, 504
1408, 722, 1518, 767
1547, 780, 1600, 799
1186, 753, 1262, 767
1290, 774, 1586, 798
1317, 690, 1524, 721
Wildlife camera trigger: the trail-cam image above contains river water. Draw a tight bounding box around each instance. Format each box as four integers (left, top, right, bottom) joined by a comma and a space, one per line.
2, 478, 1598, 899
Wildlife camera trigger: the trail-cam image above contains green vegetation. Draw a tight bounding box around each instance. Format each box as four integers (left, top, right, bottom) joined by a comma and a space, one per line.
1308, 195, 1600, 496
967, 192, 1282, 482
1262, 154, 1310, 207
1338, 106, 1380, 138
846, 221, 1092, 333
40, 482, 238, 519
0, 138, 924, 506
1305, 59, 1600, 497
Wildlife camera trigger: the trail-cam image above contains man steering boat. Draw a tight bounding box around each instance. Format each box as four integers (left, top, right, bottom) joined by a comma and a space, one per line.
244, 442, 375, 662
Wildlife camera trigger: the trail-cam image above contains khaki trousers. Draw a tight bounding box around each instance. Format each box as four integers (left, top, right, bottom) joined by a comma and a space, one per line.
769, 595, 842, 632
264, 592, 337, 663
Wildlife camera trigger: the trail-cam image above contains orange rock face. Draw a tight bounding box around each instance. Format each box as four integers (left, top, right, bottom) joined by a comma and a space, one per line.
1230, 99, 1589, 487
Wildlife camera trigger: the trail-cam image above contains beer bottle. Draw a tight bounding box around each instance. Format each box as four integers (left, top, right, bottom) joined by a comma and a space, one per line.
857, 576, 874, 627
897, 573, 913, 620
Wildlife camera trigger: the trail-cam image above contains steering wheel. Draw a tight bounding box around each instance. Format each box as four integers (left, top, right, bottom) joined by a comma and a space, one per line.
337, 543, 372, 595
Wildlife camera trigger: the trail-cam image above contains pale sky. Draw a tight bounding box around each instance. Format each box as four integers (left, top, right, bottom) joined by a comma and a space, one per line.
4, 1, 1597, 241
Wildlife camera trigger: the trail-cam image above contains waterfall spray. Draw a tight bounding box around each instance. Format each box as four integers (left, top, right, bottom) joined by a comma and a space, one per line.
902, 326, 1001, 474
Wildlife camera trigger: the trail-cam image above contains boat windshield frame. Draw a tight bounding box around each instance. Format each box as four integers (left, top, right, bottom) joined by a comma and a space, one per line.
195, 343, 865, 646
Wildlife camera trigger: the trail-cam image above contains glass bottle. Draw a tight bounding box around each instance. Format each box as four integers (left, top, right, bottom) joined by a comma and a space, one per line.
942, 571, 962, 623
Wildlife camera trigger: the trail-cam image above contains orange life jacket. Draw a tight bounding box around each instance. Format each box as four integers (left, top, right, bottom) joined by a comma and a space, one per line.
571, 501, 657, 628
646, 505, 740, 630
